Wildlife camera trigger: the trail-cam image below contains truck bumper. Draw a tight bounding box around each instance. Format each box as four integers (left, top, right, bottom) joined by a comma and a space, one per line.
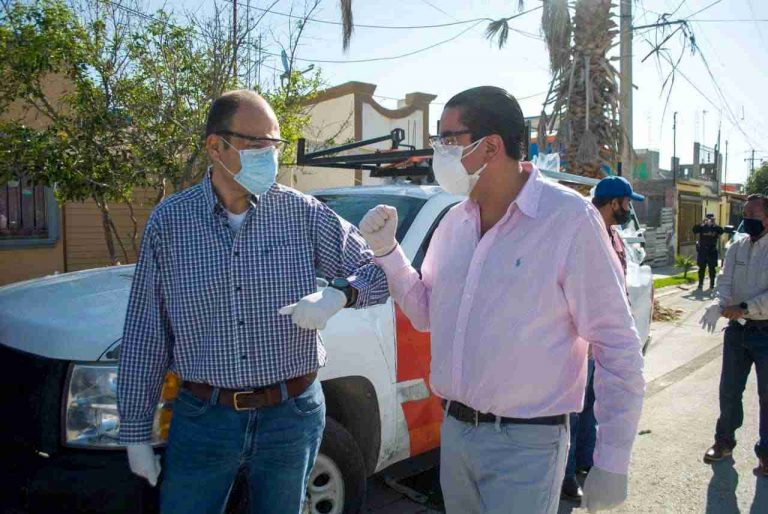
2, 449, 159, 514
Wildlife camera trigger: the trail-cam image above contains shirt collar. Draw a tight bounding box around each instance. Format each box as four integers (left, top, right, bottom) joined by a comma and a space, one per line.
458, 162, 544, 220
203, 168, 278, 214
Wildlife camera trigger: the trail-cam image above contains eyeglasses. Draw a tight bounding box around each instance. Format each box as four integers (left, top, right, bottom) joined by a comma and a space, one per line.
428, 130, 474, 148
216, 131, 289, 153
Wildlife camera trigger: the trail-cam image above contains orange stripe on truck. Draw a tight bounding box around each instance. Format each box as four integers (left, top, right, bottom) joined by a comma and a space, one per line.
395, 306, 443, 456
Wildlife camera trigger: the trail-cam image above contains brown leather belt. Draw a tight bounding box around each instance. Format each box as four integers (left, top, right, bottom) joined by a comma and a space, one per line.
182, 371, 317, 411
442, 399, 566, 427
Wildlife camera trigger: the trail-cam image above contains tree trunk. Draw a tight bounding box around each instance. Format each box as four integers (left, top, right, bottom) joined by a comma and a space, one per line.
154, 177, 167, 205
124, 198, 139, 258
95, 195, 119, 266
108, 216, 131, 264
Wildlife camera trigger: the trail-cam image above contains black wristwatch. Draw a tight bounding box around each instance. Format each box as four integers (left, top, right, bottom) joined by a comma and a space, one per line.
330, 278, 358, 308
740, 302, 749, 314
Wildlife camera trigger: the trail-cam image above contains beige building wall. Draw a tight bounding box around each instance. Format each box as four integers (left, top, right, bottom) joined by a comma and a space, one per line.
0, 229, 65, 286
64, 188, 156, 272
0, 74, 71, 285
288, 82, 435, 193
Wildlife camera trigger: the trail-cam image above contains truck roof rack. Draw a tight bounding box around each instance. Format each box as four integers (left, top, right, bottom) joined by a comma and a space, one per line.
296, 129, 434, 180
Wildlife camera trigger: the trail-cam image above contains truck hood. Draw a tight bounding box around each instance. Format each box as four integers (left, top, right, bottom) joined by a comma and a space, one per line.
0, 265, 135, 361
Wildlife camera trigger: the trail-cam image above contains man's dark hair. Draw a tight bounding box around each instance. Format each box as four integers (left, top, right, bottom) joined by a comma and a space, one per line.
592, 196, 619, 208
747, 193, 768, 215
205, 92, 248, 137
444, 86, 525, 160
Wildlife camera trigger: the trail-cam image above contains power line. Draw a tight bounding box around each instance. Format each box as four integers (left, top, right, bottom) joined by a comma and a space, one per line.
687, 18, 768, 22
654, 45, 762, 151
418, 0, 456, 21
262, 20, 486, 64
219, 0, 492, 30
687, 0, 725, 18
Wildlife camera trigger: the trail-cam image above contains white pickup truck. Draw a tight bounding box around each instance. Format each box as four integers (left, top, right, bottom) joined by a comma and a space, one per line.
0, 173, 652, 514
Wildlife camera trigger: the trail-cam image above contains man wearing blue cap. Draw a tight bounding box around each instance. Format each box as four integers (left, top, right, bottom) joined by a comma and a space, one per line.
560, 175, 644, 501
591, 176, 645, 276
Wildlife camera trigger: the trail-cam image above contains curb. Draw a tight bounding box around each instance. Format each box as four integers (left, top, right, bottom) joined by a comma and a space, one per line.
655, 285, 695, 299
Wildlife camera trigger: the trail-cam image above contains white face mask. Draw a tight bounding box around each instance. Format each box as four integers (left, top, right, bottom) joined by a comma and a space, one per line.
431, 138, 487, 196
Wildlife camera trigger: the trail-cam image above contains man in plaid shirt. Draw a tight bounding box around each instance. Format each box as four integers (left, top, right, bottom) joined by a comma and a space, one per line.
117, 90, 389, 514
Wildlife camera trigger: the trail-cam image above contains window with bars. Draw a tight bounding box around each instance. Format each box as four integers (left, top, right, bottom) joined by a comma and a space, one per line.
0, 177, 50, 240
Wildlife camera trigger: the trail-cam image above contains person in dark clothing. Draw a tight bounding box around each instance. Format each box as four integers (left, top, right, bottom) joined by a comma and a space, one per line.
693, 213, 724, 291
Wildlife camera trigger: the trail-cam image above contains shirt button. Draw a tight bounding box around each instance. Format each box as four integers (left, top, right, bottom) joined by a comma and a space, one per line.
235, 286, 242, 292
238, 320, 245, 326
240, 355, 247, 360
234, 251, 240, 257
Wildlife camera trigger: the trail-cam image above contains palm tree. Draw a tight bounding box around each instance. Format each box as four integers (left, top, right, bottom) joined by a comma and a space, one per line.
338, 0, 622, 181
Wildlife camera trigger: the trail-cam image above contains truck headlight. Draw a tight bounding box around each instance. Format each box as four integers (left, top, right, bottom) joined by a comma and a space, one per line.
64, 364, 179, 448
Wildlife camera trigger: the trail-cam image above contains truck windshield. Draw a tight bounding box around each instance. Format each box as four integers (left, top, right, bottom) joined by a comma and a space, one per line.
314, 194, 427, 243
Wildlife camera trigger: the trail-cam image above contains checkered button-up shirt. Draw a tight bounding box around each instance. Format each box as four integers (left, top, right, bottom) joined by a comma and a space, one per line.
117, 172, 389, 443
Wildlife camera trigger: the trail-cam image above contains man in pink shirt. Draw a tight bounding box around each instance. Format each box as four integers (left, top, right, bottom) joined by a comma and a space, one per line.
359, 86, 645, 513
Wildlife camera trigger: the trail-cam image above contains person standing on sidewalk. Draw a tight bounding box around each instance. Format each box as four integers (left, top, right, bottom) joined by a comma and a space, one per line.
693, 214, 724, 291
700, 194, 768, 475
359, 86, 645, 513
557, 177, 646, 501
117, 90, 389, 514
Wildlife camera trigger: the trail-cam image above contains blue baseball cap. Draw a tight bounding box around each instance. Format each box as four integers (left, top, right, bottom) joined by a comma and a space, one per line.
594, 176, 645, 201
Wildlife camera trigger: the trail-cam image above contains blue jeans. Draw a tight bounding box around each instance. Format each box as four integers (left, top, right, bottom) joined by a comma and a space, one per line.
160, 379, 326, 514
715, 324, 768, 459
565, 359, 596, 480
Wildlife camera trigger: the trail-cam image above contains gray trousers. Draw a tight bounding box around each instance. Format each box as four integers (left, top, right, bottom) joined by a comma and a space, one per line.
440, 410, 569, 514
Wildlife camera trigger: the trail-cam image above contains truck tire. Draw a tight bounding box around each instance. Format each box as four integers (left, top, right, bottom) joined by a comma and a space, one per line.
306, 417, 367, 514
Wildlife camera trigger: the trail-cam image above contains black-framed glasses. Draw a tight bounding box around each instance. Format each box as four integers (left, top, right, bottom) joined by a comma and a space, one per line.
428, 130, 474, 147
216, 130, 289, 152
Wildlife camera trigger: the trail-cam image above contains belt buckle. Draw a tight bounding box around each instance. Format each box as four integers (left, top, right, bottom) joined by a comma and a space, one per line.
233, 390, 255, 411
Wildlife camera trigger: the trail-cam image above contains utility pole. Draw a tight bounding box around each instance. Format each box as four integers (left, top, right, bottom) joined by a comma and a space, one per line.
246, 0, 250, 88
673, 111, 678, 183
746, 148, 757, 175
702, 109, 708, 144
620, 0, 633, 179
724, 139, 729, 187
714, 122, 721, 190
232, 0, 238, 78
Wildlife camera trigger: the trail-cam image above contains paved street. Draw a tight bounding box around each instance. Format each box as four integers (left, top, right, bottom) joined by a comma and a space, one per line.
369, 285, 768, 513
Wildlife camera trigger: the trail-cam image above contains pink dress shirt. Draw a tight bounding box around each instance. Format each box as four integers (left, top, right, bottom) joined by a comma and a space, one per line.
375, 166, 645, 474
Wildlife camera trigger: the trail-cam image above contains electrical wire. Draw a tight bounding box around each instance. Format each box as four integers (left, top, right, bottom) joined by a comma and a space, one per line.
262, 20, 486, 64
688, 18, 768, 22
418, 0, 456, 21
219, 0, 493, 30
687, 0, 725, 18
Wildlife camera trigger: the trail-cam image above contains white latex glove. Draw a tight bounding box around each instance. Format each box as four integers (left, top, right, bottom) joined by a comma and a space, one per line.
699, 304, 722, 334
279, 287, 347, 330
127, 444, 161, 487
582, 467, 628, 512
359, 205, 398, 257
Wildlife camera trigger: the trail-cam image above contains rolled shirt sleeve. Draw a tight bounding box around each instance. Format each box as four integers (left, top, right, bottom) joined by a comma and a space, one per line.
311, 200, 389, 308
374, 242, 433, 332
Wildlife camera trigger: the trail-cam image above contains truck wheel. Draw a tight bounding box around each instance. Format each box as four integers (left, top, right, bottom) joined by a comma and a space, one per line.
306, 417, 366, 514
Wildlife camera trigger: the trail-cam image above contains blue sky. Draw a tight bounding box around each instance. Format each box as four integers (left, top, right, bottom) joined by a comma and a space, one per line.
150, 0, 768, 184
